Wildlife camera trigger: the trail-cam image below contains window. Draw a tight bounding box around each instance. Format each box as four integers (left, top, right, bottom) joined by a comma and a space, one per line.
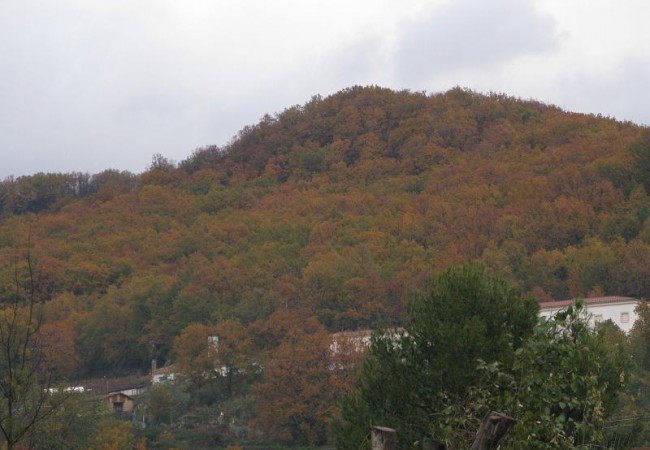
621, 312, 630, 324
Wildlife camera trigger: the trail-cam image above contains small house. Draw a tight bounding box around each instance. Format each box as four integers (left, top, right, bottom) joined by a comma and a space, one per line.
106, 392, 135, 413
152, 364, 177, 384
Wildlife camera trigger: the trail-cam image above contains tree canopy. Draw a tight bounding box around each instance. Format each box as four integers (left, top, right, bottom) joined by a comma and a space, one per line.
0, 86, 648, 447
334, 264, 539, 448
334, 268, 631, 450
1, 87, 648, 381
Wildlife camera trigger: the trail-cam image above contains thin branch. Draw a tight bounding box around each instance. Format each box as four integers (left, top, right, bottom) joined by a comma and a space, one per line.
0, 228, 69, 449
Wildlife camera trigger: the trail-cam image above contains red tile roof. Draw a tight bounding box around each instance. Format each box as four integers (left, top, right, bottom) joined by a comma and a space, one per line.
152, 364, 177, 376
539, 296, 637, 310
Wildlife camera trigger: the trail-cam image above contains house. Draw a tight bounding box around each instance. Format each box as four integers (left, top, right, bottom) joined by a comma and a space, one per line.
78, 374, 149, 396
329, 298, 642, 361
110, 385, 147, 397
106, 392, 135, 413
152, 364, 178, 384
539, 296, 640, 333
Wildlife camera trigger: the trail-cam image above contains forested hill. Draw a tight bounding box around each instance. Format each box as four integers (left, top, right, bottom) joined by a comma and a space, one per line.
1, 85, 650, 377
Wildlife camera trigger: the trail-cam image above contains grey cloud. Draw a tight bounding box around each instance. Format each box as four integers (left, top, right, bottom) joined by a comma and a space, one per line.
5, 0, 647, 179
395, 0, 558, 84
330, 38, 389, 85
556, 58, 650, 126
614, 60, 650, 125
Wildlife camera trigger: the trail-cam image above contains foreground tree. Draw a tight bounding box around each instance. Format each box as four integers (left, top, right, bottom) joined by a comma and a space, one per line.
27, 391, 137, 450
334, 264, 539, 449
335, 265, 631, 449
625, 301, 650, 444
630, 301, 650, 372
0, 245, 66, 449
466, 301, 632, 449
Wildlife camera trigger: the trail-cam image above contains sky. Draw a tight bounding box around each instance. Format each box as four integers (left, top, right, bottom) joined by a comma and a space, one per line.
1, 0, 649, 178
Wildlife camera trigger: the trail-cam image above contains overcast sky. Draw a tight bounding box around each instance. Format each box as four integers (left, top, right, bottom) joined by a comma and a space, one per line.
1, 0, 649, 178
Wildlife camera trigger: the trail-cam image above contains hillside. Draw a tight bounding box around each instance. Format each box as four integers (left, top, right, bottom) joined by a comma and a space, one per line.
1, 85, 650, 378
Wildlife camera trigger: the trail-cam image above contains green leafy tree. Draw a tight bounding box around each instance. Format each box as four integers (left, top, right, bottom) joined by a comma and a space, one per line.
26, 392, 133, 450
143, 382, 191, 427
334, 264, 539, 449
627, 301, 650, 437
597, 320, 644, 449
631, 128, 650, 193
630, 301, 650, 372
172, 322, 216, 388
476, 301, 631, 449
212, 319, 252, 399
417, 301, 632, 449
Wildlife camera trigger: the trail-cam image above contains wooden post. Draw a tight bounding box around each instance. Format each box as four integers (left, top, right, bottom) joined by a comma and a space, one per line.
371, 426, 397, 450
471, 411, 516, 450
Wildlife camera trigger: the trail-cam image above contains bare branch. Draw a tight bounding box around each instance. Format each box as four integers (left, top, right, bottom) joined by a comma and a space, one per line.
0, 231, 69, 450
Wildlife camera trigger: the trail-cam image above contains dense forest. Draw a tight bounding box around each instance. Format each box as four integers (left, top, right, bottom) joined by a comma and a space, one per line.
1, 86, 650, 446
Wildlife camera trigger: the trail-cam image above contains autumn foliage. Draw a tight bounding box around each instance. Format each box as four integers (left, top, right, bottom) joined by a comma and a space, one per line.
1, 86, 650, 445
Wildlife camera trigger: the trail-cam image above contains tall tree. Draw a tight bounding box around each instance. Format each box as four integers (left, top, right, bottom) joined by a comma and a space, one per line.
251, 309, 337, 446
212, 319, 252, 399
172, 322, 217, 387
334, 264, 539, 449
0, 244, 66, 449
630, 301, 650, 372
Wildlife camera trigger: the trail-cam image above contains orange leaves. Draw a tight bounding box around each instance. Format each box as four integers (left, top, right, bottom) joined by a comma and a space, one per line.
1, 86, 650, 388
172, 323, 217, 384
250, 310, 334, 445
213, 319, 251, 371
550, 196, 596, 246
39, 318, 79, 379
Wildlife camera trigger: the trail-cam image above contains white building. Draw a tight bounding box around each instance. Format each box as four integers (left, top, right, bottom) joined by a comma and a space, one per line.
539, 296, 640, 333
152, 364, 177, 384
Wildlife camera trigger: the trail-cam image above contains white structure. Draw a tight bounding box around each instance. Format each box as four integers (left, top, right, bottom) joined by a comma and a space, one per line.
109, 386, 146, 397
330, 330, 372, 355
152, 364, 177, 384
539, 296, 640, 333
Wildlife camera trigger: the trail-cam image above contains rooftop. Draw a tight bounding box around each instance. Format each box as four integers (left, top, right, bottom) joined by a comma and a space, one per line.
539, 296, 638, 310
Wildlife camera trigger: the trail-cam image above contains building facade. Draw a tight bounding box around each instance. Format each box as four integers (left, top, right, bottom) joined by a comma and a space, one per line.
539, 296, 640, 333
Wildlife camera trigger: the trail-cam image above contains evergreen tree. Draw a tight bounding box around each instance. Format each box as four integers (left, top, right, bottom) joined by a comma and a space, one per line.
334, 264, 539, 449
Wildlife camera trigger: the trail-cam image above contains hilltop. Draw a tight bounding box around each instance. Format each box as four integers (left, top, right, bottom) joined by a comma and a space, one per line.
1, 86, 649, 377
